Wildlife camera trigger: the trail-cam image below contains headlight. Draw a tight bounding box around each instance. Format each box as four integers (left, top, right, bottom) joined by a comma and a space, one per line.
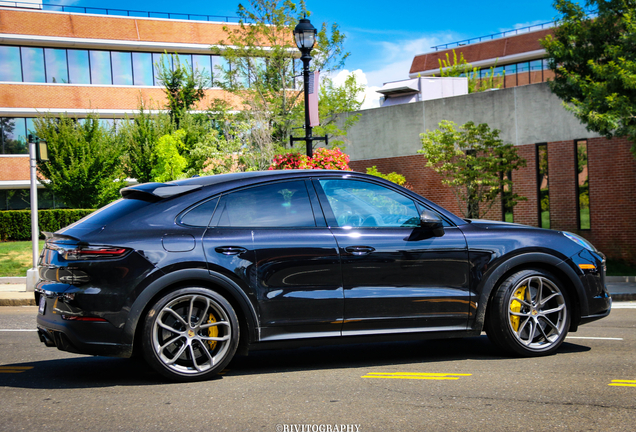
562, 231, 597, 252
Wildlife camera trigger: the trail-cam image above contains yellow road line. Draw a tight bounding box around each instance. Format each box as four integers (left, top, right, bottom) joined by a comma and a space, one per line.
362, 372, 472, 380
609, 379, 636, 387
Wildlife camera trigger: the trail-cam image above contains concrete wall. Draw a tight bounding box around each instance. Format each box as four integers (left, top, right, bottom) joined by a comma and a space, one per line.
341, 82, 599, 161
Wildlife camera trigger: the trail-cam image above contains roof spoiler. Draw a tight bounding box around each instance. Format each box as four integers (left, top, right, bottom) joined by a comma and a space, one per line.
120, 183, 203, 201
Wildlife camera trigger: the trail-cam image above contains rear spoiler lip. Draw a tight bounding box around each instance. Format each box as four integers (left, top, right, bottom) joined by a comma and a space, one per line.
120, 183, 203, 200
43, 231, 80, 242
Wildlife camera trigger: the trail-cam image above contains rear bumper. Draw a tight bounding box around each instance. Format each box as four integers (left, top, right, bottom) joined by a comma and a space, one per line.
36, 294, 133, 358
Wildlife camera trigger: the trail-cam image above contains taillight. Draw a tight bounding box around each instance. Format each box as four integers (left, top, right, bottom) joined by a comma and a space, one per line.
63, 246, 129, 260
61, 315, 107, 322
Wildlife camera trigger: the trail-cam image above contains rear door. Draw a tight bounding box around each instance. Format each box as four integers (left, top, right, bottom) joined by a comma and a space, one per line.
203, 179, 343, 341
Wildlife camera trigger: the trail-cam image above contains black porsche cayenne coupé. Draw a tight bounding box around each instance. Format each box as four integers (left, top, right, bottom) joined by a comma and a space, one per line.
35, 170, 611, 381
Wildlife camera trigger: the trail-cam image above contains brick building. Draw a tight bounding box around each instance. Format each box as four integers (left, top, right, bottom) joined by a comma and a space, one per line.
0, 4, 240, 209
343, 27, 636, 264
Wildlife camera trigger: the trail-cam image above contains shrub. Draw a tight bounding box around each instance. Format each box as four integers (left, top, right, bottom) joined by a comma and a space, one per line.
0, 209, 95, 241
366, 166, 406, 186
269, 148, 351, 171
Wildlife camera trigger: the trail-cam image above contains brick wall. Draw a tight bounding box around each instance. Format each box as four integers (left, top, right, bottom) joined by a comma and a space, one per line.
350, 136, 636, 263
0, 156, 29, 181
0, 84, 240, 111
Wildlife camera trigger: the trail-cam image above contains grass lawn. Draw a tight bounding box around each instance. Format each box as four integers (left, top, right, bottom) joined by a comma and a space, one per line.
0, 240, 45, 277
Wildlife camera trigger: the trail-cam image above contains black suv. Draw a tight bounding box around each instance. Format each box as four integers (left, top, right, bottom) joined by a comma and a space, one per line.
35, 170, 611, 381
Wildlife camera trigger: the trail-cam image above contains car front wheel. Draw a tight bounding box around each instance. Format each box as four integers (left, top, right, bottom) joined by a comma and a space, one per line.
485, 269, 570, 356
142, 287, 239, 381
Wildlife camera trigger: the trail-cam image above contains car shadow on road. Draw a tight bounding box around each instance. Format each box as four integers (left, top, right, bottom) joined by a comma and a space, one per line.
0, 335, 590, 389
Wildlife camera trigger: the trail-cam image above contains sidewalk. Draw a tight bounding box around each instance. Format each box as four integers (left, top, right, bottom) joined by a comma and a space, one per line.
1, 279, 635, 307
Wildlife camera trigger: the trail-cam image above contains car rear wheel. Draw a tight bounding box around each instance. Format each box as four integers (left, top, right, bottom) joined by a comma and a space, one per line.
142, 287, 239, 382
485, 269, 570, 356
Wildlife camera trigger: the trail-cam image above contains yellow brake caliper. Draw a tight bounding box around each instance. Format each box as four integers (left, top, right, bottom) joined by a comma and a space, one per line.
208, 313, 218, 350
510, 285, 527, 332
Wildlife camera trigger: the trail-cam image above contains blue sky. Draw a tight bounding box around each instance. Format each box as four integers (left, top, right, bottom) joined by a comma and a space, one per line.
49, 0, 560, 105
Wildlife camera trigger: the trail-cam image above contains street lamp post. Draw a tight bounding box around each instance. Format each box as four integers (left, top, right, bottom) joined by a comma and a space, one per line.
26, 134, 47, 292
293, 17, 317, 158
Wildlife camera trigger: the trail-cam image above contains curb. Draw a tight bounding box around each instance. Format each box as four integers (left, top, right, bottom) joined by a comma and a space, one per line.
0, 298, 35, 307
611, 293, 636, 302
606, 276, 636, 283
0, 277, 27, 284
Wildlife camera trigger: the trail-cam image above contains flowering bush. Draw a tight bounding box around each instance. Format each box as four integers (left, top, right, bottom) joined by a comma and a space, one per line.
269, 148, 351, 171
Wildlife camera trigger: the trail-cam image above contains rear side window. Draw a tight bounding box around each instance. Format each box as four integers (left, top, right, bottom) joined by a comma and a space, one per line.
213, 181, 316, 227
180, 198, 219, 227
64, 198, 151, 228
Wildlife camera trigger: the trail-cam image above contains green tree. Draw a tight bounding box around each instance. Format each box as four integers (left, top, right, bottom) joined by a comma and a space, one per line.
419, 121, 526, 219
366, 166, 406, 186
437, 49, 503, 93
214, 0, 358, 152
313, 73, 363, 147
151, 130, 188, 182
35, 114, 125, 208
541, 0, 636, 156
155, 53, 210, 128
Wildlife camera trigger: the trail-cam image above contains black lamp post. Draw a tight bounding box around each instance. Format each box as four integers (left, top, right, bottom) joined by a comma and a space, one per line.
293, 17, 317, 158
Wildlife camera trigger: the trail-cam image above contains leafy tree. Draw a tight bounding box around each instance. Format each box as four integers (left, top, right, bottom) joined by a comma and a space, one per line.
214, 0, 359, 152
541, 0, 636, 156
119, 107, 172, 183
419, 121, 526, 219
366, 166, 406, 186
151, 130, 188, 182
155, 53, 209, 128
313, 74, 363, 147
35, 114, 125, 208
437, 49, 502, 93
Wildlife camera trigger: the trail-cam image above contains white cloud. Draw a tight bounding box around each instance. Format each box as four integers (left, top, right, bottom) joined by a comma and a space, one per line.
498, 20, 554, 34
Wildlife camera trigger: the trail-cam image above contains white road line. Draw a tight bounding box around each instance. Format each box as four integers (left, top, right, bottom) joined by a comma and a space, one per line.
611, 304, 636, 309
0, 329, 37, 332
566, 336, 623, 341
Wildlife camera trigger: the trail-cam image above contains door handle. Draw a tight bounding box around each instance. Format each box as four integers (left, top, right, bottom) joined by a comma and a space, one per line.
215, 246, 247, 255
345, 245, 376, 256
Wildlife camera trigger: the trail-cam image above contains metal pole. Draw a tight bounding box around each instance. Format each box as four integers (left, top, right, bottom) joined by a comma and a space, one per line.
302, 53, 313, 158
29, 140, 38, 269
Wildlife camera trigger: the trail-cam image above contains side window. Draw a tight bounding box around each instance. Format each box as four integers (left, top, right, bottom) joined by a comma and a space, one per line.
318, 179, 420, 228
180, 197, 219, 227
214, 181, 316, 228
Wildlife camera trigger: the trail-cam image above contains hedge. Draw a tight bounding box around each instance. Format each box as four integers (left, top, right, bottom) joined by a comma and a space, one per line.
0, 209, 96, 241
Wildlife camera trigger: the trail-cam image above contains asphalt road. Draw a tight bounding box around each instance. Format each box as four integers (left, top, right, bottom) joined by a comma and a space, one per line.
1, 304, 635, 432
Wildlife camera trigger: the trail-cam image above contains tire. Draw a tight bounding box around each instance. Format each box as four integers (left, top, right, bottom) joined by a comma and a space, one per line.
485, 269, 570, 357
141, 287, 239, 382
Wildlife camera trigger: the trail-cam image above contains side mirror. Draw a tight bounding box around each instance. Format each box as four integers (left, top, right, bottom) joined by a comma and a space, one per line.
420, 209, 445, 237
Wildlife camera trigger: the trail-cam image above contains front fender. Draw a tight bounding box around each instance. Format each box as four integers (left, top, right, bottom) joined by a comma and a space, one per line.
471, 252, 587, 332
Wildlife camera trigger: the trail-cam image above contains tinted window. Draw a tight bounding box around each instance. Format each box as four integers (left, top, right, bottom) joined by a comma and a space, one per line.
214, 181, 315, 227
180, 197, 219, 227
319, 179, 420, 228
67, 198, 151, 227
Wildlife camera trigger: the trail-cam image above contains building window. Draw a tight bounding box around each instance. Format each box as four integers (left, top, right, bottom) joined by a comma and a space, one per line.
21, 47, 45, 83
0, 118, 28, 154
0, 46, 22, 82
0, 189, 67, 210
132, 52, 153, 86
111, 51, 133, 85
44, 48, 69, 83
536, 143, 550, 229
576, 140, 591, 230
67, 49, 91, 84
90, 50, 112, 85
501, 171, 514, 223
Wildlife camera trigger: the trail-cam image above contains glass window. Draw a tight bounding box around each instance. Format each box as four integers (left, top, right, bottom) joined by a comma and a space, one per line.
530, 60, 543, 71
7, 189, 30, 210
518, 62, 530, 73
212, 56, 229, 87
501, 171, 514, 223
193, 54, 212, 84
537, 144, 550, 229
21, 47, 45, 83
90, 51, 112, 85
153, 53, 171, 86
67, 49, 90, 84
0, 118, 27, 154
504, 64, 517, 75
493, 66, 504, 77
111, 51, 133, 85
215, 181, 316, 227
319, 179, 420, 228
44, 48, 68, 83
576, 140, 590, 230
0, 46, 22, 82
132, 52, 153, 86
180, 198, 219, 227
177, 54, 192, 71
